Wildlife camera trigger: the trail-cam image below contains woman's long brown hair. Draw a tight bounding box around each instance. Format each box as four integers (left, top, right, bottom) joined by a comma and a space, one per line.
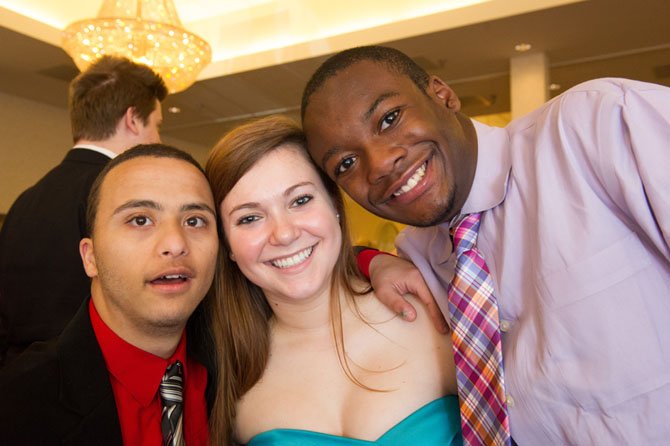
205, 115, 369, 445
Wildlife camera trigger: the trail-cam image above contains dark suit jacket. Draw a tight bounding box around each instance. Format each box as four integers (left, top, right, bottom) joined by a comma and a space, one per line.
0, 299, 122, 444
0, 148, 110, 364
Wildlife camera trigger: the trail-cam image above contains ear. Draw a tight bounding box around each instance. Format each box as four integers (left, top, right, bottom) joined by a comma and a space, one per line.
123, 106, 142, 136
79, 238, 99, 278
427, 75, 461, 111
229, 251, 236, 262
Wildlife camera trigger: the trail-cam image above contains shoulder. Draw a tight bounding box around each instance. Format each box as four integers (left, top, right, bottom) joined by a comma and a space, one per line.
0, 340, 62, 430
569, 77, 668, 94
507, 78, 665, 163
0, 339, 60, 398
540, 78, 667, 123
354, 292, 457, 395
65, 148, 113, 165
358, 292, 448, 350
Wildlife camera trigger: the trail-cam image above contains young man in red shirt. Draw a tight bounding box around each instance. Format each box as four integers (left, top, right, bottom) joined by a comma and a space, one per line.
0, 144, 218, 445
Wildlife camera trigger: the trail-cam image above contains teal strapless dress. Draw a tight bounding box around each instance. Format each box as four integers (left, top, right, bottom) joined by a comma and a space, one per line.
246, 395, 463, 445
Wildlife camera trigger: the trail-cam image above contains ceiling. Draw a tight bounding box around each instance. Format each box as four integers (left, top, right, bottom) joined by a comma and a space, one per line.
1, 0, 669, 150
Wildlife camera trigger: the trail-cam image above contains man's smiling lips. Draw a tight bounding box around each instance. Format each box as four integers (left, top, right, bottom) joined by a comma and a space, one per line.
392, 161, 427, 197
377, 158, 430, 206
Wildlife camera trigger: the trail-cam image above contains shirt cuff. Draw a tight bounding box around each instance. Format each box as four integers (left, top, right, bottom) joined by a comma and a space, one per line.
355, 248, 394, 279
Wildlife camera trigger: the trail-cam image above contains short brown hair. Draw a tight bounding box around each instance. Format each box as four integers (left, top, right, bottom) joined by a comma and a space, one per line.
69, 56, 167, 143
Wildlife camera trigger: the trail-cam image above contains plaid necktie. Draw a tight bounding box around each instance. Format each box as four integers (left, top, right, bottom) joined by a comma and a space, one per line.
160, 360, 185, 446
448, 213, 510, 446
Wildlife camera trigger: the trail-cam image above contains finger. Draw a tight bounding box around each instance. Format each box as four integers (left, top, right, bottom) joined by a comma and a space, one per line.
412, 281, 448, 334
391, 296, 417, 322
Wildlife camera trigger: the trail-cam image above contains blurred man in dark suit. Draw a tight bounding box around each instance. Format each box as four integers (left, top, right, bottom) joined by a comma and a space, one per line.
0, 56, 167, 366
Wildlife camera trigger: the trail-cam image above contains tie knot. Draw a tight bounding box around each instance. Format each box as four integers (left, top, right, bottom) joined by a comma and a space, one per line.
451, 213, 481, 255
160, 360, 183, 406
163, 360, 183, 380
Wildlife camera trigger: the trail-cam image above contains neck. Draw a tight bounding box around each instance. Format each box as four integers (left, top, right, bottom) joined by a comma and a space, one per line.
266, 283, 338, 335
74, 137, 126, 155
91, 292, 184, 359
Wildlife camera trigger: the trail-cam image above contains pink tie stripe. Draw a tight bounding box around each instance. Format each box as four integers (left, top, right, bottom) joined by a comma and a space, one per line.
448, 213, 510, 446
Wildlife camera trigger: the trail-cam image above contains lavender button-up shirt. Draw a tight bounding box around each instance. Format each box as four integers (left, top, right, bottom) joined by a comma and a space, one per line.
396, 78, 670, 445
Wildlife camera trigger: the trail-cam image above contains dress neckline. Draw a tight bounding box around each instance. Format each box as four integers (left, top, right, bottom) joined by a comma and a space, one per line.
246, 395, 455, 445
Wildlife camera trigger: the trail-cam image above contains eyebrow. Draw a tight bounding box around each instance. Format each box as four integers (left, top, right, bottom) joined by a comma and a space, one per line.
228, 181, 314, 216
363, 91, 399, 121
320, 146, 342, 171
284, 181, 313, 197
113, 200, 216, 217
320, 91, 399, 168
113, 200, 161, 215
181, 202, 217, 217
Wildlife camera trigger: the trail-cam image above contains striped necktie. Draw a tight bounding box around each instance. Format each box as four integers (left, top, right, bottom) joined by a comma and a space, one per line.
448, 213, 510, 446
160, 360, 185, 446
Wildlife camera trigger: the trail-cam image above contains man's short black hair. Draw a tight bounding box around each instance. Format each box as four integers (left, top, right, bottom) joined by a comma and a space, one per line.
85, 144, 203, 236
301, 45, 430, 121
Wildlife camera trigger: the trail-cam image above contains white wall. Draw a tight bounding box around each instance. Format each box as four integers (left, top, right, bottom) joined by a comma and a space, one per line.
0, 91, 71, 213
0, 91, 211, 214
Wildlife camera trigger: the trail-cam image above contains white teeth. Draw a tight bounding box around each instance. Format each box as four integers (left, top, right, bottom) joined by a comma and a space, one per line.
163, 274, 184, 279
393, 162, 426, 197
271, 246, 313, 269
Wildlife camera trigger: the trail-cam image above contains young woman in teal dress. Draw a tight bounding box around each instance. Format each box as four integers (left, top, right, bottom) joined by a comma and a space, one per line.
205, 116, 463, 445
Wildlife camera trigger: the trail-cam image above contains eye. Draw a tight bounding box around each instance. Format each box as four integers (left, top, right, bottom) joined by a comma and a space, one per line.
292, 194, 313, 207
380, 109, 399, 131
185, 216, 207, 228
334, 155, 357, 177
237, 215, 260, 225
129, 215, 152, 226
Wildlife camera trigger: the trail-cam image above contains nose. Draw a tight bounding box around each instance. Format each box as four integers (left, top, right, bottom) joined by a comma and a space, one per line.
269, 214, 300, 246
365, 141, 405, 184
159, 221, 189, 257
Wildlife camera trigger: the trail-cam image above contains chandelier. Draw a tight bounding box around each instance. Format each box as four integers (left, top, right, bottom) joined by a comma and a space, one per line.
62, 0, 211, 93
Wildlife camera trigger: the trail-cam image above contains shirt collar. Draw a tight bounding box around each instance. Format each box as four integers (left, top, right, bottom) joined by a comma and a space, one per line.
89, 299, 188, 407
74, 144, 118, 159
457, 119, 512, 219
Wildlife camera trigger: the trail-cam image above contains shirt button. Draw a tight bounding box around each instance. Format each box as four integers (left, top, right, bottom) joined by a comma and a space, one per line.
500, 320, 510, 332
506, 395, 515, 408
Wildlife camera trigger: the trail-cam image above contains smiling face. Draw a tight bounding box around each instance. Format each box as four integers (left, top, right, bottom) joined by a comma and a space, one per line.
220, 145, 341, 305
80, 156, 218, 341
302, 60, 477, 227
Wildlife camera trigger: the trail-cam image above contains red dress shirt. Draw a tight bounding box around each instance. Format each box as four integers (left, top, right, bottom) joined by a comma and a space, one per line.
89, 300, 209, 445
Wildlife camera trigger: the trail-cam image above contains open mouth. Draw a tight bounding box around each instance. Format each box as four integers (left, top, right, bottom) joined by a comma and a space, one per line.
149, 274, 190, 285
392, 161, 427, 197
270, 246, 314, 269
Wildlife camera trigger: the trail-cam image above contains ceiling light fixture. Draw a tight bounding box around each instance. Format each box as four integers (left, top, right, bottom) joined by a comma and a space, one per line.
61, 0, 211, 93
514, 43, 532, 52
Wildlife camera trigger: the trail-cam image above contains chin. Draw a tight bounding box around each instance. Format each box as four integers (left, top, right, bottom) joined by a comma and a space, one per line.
150, 317, 188, 331
392, 199, 455, 227
411, 207, 454, 227
147, 308, 193, 329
